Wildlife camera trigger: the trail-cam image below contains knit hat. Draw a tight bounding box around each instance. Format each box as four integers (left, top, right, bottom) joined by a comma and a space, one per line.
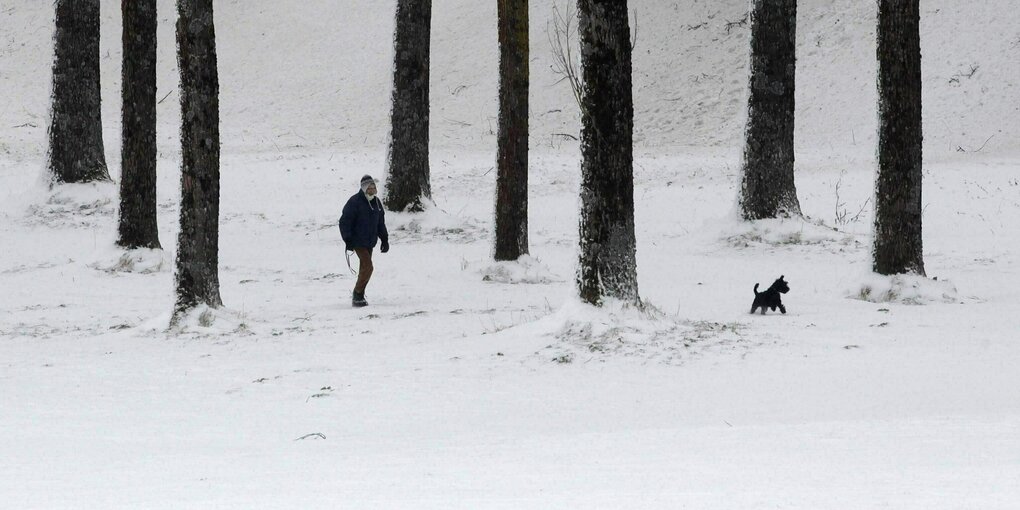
360, 175, 376, 192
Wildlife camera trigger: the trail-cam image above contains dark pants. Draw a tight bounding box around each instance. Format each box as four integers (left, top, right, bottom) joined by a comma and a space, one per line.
354, 247, 374, 294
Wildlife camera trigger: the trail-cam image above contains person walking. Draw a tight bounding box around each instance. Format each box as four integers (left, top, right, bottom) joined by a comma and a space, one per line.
338, 175, 389, 307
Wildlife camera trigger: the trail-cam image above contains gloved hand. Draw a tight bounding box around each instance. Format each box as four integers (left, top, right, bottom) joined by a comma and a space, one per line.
380, 240, 390, 253
345, 243, 353, 252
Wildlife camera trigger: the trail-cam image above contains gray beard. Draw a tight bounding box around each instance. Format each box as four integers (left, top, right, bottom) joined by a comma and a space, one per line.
365, 193, 376, 201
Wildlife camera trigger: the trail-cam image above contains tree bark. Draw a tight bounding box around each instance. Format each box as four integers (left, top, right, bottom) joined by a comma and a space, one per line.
384, 0, 432, 213
873, 0, 925, 276
494, 0, 529, 261
739, 0, 800, 220
118, 0, 161, 250
48, 0, 110, 184
576, 0, 640, 306
173, 0, 222, 320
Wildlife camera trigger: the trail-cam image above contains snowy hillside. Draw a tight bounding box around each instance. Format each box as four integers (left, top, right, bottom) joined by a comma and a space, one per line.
2, 1, 1020, 509
2, 0, 1019, 158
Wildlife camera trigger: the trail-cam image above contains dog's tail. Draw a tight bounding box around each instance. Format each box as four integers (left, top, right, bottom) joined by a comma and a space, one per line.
753, 283, 760, 295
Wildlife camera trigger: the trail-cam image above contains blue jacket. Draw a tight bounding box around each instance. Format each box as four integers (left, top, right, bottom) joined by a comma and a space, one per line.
338, 192, 389, 249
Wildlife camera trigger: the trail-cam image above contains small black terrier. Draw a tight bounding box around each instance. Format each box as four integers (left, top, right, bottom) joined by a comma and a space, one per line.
750, 275, 790, 315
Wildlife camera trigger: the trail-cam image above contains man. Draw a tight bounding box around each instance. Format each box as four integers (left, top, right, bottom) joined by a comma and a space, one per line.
338, 175, 389, 307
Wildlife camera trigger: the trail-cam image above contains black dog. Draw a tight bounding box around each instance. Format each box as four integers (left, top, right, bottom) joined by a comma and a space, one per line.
750, 275, 790, 315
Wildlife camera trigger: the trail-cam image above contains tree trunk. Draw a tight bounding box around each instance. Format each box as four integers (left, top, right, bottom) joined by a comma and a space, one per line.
739, 0, 800, 220
48, 0, 110, 184
576, 0, 640, 306
494, 0, 529, 261
384, 0, 432, 213
118, 0, 161, 250
873, 0, 925, 276
173, 0, 222, 320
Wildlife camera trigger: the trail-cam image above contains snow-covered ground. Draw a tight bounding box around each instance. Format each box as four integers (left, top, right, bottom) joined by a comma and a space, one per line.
2, 149, 1018, 508
2, 0, 1020, 508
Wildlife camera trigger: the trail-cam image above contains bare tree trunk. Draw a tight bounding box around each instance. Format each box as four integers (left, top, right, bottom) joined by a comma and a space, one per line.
494, 0, 529, 261
385, 0, 432, 213
739, 0, 800, 220
873, 0, 925, 276
173, 0, 222, 320
576, 0, 639, 306
118, 0, 161, 250
48, 0, 110, 184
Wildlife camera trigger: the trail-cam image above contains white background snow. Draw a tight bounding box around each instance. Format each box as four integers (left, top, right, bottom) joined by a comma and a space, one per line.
1, 0, 1019, 508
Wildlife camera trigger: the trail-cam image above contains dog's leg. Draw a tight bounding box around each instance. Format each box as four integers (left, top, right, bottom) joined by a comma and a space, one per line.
779, 304, 786, 314
760, 307, 766, 315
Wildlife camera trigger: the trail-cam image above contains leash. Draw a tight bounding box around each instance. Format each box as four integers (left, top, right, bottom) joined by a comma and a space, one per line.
345, 248, 357, 276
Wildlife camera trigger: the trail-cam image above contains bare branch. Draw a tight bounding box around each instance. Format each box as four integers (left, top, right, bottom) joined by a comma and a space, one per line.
956, 134, 996, 153
949, 64, 980, 85
724, 13, 748, 34
547, 2, 582, 110
157, 89, 175, 105
833, 171, 871, 226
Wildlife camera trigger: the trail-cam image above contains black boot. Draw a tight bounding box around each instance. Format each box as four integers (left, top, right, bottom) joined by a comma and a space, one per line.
352, 291, 368, 308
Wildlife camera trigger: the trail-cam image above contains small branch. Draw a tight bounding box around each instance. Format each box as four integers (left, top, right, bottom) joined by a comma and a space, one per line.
848, 198, 871, 224
158, 89, 175, 104
956, 134, 996, 153
833, 171, 871, 226
973, 134, 995, 153
547, 2, 583, 110
724, 13, 748, 34
443, 117, 471, 127
294, 433, 326, 441
949, 64, 980, 85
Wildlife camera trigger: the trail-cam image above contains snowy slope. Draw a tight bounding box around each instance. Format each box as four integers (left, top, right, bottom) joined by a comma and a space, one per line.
2, 0, 1019, 159
2, 1, 1020, 509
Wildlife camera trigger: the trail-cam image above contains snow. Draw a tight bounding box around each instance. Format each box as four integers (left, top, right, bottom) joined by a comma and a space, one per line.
89, 247, 169, 275
471, 255, 561, 285
2, 1, 1020, 508
3, 0, 1019, 159
852, 272, 960, 305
